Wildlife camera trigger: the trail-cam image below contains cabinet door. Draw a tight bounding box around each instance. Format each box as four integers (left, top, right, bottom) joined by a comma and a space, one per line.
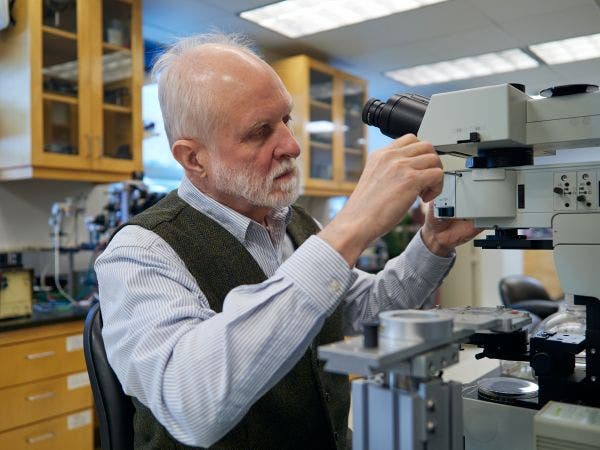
90, 0, 142, 174
33, 0, 90, 169
306, 68, 336, 186
341, 78, 367, 186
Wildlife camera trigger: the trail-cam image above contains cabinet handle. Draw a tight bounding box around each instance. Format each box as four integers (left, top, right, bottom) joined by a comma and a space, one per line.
25, 350, 55, 360
26, 432, 56, 444
26, 391, 56, 402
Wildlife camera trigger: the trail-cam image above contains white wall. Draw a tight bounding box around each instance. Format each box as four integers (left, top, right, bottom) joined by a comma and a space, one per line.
0, 179, 109, 274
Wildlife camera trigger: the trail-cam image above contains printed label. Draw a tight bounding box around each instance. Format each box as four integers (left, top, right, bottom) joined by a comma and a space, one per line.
67, 410, 93, 430
67, 371, 90, 390
66, 334, 84, 352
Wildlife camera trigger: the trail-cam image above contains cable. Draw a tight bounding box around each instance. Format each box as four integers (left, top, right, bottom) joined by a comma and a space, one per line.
52, 209, 77, 304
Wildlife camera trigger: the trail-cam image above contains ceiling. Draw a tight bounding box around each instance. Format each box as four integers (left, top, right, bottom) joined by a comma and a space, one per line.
143, 0, 600, 100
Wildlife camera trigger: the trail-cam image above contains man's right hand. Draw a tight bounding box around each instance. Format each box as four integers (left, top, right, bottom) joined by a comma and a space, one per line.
318, 134, 443, 267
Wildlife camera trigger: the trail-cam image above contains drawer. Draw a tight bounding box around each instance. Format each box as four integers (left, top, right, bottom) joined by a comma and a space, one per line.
0, 372, 92, 432
0, 409, 93, 450
0, 333, 86, 388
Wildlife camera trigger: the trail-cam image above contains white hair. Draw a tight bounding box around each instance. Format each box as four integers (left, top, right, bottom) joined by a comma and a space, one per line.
150, 33, 258, 147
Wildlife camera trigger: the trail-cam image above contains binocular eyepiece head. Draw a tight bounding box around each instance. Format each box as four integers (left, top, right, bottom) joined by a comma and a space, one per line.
362, 93, 429, 139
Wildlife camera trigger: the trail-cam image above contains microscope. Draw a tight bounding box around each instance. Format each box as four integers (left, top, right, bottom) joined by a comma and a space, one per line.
318, 83, 600, 449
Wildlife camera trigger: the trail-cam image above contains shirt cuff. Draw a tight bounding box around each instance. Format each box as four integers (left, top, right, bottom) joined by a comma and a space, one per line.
401, 229, 456, 285
277, 235, 357, 315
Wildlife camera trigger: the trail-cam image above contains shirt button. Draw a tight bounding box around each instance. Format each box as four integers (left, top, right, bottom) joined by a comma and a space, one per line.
324, 391, 331, 402
329, 279, 342, 294
333, 431, 339, 441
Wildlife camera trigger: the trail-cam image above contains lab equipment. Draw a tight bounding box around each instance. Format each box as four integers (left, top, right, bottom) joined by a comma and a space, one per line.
319, 83, 600, 449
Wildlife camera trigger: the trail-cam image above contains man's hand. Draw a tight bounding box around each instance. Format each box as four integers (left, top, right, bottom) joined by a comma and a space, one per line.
421, 202, 482, 257
319, 134, 444, 266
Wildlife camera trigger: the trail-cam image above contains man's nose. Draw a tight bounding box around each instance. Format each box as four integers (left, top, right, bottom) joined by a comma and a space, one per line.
274, 124, 301, 160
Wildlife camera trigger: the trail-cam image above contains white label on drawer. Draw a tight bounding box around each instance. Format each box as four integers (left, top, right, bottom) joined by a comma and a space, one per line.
66, 334, 84, 352
67, 409, 92, 430
67, 371, 90, 390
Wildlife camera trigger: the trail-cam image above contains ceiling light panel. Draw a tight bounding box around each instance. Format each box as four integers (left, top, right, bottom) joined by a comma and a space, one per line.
385, 49, 539, 86
240, 0, 448, 38
529, 33, 600, 65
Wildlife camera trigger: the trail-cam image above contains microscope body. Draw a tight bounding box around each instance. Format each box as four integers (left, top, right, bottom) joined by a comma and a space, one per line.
320, 83, 600, 449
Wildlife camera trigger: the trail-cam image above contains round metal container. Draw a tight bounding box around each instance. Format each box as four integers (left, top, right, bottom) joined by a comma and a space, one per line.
477, 377, 538, 403
379, 309, 454, 342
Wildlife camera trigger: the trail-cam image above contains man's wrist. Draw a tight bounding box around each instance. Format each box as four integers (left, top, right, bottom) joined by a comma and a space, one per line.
318, 215, 372, 267
420, 228, 453, 258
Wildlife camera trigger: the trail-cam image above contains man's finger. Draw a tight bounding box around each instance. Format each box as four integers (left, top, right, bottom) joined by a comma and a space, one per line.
406, 153, 443, 170
395, 140, 437, 158
388, 133, 419, 149
418, 167, 444, 201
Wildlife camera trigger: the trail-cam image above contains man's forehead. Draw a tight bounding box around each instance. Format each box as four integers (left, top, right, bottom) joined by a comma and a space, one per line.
238, 94, 293, 130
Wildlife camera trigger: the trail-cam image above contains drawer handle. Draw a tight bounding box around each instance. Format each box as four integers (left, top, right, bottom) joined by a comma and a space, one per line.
25, 350, 55, 360
26, 391, 56, 402
26, 432, 56, 444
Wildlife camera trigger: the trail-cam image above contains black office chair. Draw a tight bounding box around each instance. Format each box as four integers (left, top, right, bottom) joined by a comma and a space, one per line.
498, 275, 561, 319
84, 302, 135, 450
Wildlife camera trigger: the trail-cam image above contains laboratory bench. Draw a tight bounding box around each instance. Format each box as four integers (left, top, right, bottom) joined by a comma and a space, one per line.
0, 305, 94, 450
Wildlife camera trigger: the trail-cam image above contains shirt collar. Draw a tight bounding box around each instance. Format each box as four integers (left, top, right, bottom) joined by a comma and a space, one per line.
177, 175, 292, 243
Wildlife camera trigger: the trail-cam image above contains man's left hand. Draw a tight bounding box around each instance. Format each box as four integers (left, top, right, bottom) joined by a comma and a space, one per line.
420, 203, 482, 257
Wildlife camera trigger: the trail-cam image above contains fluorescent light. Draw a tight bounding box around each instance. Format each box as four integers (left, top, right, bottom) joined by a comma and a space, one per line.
529, 33, 600, 65
42, 51, 131, 83
306, 120, 336, 133
240, 0, 448, 38
306, 121, 348, 133
385, 49, 539, 86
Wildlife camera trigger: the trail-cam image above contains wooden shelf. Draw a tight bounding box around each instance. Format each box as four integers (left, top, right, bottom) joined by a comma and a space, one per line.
309, 140, 333, 150
103, 103, 131, 113
310, 99, 332, 110
42, 26, 77, 41
102, 42, 131, 53
43, 92, 78, 105
344, 147, 364, 156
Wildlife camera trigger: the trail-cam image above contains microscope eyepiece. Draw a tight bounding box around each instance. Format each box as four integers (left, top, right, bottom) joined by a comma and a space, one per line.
362, 93, 429, 139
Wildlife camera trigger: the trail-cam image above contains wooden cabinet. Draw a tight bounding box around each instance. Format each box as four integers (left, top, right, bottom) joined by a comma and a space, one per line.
272, 55, 368, 196
0, 0, 143, 182
0, 321, 94, 450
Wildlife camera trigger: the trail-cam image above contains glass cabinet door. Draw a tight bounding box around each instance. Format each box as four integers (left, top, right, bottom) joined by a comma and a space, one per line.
100, 0, 134, 163
308, 69, 334, 181
41, 1, 81, 158
343, 79, 366, 183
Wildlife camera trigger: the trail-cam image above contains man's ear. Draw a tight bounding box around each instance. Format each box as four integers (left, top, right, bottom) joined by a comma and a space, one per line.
172, 139, 208, 177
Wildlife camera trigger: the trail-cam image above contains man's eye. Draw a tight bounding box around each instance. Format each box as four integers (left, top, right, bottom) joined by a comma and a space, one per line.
255, 125, 271, 138
284, 116, 292, 127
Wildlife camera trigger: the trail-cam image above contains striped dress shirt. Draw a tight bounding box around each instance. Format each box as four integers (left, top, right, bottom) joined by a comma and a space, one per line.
95, 175, 455, 447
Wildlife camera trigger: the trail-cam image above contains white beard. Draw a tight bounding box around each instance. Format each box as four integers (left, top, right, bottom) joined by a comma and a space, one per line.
211, 157, 301, 208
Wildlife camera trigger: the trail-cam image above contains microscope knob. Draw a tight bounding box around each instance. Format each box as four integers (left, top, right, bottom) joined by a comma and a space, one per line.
362, 321, 379, 348
531, 352, 553, 375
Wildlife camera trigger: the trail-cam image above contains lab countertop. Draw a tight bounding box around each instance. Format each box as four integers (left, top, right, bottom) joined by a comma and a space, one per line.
0, 304, 91, 333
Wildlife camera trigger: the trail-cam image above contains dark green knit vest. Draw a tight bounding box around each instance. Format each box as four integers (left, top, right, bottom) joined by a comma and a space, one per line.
124, 191, 350, 449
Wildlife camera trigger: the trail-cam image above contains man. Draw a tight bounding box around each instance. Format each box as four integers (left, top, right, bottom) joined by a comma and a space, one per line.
95, 33, 479, 449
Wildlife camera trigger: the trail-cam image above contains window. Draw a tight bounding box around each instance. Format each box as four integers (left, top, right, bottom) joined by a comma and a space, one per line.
142, 83, 182, 192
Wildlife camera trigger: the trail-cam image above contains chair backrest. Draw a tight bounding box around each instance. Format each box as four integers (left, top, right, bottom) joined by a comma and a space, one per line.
83, 302, 134, 450
498, 274, 552, 306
